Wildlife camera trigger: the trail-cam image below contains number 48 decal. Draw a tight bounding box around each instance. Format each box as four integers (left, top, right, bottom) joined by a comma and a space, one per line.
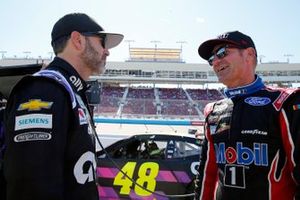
113, 162, 159, 196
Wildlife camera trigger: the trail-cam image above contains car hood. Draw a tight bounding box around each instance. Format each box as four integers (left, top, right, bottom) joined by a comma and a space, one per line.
0, 64, 42, 99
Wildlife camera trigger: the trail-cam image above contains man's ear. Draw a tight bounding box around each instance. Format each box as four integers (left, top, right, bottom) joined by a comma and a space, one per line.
246, 47, 258, 71
70, 31, 85, 51
248, 47, 256, 57
245, 47, 256, 64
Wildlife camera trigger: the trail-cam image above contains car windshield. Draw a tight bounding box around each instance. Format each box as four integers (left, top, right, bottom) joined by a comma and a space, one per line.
101, 136, 201, 160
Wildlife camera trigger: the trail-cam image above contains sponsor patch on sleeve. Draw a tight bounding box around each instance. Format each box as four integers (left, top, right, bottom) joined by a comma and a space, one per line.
15, 114, 52, 131
293, 104, 300, 110
244, 97, 271, 106
78, 108, 88, 125
14, 132, 52, 142
18, 99, 53, 111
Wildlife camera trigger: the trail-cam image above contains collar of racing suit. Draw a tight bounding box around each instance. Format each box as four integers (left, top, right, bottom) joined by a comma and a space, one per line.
45, 57, 88, 96
224, 75, 265, 98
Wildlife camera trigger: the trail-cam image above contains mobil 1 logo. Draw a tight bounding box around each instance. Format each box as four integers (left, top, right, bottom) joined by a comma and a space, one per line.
224, 164, 246, 189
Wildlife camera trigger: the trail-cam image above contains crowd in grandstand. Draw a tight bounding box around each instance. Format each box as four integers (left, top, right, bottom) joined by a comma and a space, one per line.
94, 86, 223, 118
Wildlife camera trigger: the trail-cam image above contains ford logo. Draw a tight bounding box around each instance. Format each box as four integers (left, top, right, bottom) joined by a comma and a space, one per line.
244, 97, 271, 106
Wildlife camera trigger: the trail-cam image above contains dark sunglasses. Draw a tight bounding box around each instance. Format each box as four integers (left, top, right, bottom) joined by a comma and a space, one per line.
81, 32, 106, 48
208, 45, 240, 66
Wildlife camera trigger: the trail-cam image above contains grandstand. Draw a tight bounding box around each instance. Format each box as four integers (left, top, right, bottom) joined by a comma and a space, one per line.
92, 61, 300, 85
95, 86, 222, 120
2, 57, 300, 86
1, 49, 300, 135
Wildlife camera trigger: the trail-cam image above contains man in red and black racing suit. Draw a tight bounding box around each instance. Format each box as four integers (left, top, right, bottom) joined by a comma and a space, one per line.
194, 31, 300, 200
195, 76, 300, 200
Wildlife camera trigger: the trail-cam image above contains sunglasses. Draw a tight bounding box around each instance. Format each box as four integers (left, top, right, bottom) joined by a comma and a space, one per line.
81, 32, 106, 48
208, 45, 240, 66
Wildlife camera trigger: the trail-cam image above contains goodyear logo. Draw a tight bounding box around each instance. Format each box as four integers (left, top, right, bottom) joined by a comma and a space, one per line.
18, 99, 53, 111
215, 142, 268, 166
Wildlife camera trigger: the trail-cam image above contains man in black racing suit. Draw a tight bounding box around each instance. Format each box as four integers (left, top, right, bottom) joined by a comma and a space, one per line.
194, 31, 300, 200
0, 93, 6, 200
3, 13, 123, 200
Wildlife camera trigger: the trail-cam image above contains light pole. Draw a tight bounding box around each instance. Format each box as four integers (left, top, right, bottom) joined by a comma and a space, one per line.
176, 41, 187, 51
259, 55, 265, 64
0, 51, 7, 59
124, 40, 135, 60
284, 54, 293, 63
48, 52, 54, 60
124, 40, 135, 49
150, 40, 161, 49
150, 40, 161, 61
176, 41, 187, 61
23, 51, 31, 59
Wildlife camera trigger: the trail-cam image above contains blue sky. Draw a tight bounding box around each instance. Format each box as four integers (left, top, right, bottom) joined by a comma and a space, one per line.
0, 0, 299, 64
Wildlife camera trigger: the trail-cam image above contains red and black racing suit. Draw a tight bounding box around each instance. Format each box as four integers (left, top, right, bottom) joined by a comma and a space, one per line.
4, 57, 99, 200
194, 76, 300, 200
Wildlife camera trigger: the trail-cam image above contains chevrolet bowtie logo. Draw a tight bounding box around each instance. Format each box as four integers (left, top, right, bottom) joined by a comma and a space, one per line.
18, 99, 53, 111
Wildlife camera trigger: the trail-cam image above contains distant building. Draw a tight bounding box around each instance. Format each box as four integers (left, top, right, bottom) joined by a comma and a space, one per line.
127, 47, 184, 63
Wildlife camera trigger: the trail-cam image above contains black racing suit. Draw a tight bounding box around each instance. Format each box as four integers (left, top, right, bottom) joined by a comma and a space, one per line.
195, 76, 300, 200
0, 97, 6, 200
4, 57, 99, 200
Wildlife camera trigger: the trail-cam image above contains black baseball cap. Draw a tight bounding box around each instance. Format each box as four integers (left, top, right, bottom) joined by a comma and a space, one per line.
51, 13, 124, 49
198, 31, 256, 60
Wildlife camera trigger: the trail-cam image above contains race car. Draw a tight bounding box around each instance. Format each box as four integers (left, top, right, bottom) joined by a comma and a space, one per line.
0, 63, 42, 98
96, 133, 202, 200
